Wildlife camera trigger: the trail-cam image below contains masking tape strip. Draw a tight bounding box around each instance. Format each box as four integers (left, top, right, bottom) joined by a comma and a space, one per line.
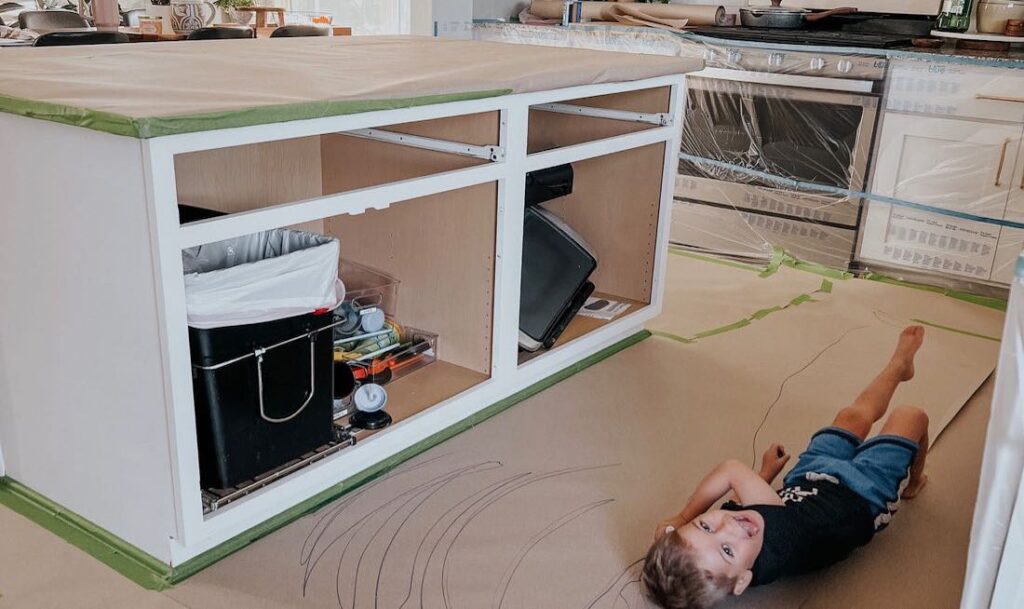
862, 273, 1008, 312
654, 287, 830, 345
667, 246, 764, 273
911, 318, 1001, 342
757, 246, 787, 278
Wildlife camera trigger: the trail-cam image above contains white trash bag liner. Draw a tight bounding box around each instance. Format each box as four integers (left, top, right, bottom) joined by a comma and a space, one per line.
183, 228, 343, 329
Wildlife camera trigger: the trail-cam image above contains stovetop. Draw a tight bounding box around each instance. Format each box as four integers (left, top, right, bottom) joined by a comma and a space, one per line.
688, 26, 914, 48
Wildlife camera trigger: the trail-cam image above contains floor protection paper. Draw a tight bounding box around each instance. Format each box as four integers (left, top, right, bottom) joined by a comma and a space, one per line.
164, 254, 1003, 609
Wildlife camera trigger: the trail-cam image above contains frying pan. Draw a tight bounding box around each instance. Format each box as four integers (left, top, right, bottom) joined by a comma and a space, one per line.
740, 0, 857, 28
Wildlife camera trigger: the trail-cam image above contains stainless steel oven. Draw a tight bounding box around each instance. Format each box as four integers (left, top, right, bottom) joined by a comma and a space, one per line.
672, 45, 886, 267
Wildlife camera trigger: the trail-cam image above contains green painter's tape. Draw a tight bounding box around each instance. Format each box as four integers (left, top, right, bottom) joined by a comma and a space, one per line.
862, 273, 1008, 312
693, 318, 751, 339
649, 330, 696, 344
784, 258, 854, 280
819, 279, 834, 294
667, 247, 763, 273
0, 89, 512, 139
757, 247, 787, 278
0, 331, 649, 589
668, 246, 852, 282
789, 293, 816, 306
911, 318, 1001, 342
751, 305, 784, 320
0, 477, 172, 590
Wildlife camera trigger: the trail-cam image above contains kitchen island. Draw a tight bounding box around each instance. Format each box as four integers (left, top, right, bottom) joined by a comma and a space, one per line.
0, 36, 701, 585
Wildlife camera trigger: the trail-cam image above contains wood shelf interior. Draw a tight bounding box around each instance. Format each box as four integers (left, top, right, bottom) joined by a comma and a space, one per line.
324, 183, 496, 377
518, 293, 645, 365
517, 140, 665, 364
335, 360, 488, 433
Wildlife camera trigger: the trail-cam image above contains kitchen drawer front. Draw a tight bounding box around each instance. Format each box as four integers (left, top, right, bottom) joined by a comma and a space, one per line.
887, 60, 1024, 123
675, 175, 862, 227
671, 199, 856, 269
993, 228, 1024, 285
859, 200, 1000, 281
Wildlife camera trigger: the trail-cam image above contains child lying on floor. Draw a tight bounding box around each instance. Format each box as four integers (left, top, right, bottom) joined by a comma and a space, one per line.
643, 326, 930, 609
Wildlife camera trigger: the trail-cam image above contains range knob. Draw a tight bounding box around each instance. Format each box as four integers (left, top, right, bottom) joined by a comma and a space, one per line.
702, 48, 717, 62
768, 52, 784, 67
809, 57, 826, 71
726, 49, 742, 64
837, 59, 854, 74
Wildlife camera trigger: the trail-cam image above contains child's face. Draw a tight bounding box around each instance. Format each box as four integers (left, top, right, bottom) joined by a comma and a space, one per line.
675, 509, 765, 594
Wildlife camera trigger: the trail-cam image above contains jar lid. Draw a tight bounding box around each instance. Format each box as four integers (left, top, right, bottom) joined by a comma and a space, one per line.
354, 383, 388, 412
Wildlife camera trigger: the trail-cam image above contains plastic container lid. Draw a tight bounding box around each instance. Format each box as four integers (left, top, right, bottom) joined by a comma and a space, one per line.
353, 383, 388, 412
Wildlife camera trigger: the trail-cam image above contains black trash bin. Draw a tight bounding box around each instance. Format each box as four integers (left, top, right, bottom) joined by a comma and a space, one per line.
183, 228, 341, 489
190, 311, 336, 489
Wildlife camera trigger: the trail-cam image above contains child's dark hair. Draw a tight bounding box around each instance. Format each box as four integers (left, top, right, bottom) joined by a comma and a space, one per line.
641, 531, 735, 609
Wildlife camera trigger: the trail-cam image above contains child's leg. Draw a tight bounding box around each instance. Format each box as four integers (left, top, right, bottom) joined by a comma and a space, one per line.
877, 404, 930, 498
830, 326, 925, 440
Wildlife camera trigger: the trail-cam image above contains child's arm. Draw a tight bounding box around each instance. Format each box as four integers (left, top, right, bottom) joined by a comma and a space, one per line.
657, 459, 784, 536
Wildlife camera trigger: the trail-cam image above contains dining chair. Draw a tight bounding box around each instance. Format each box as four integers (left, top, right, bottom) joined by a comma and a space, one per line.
18, 8, 88, 29
186, 26, 253, 40
269, 24, 328, 37
32, 30, 128, 44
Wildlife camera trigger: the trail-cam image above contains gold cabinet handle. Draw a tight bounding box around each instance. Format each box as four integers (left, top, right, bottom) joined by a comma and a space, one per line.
977, 93, 1024, 104
995, 139, 1009, 187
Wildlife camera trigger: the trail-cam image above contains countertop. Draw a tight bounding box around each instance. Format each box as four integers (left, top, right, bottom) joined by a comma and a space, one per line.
475, 22, 1024, 70
0, 35, 702, 138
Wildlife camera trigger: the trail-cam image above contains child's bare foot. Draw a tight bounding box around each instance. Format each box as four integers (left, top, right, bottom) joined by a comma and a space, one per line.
902, 474, 928, 499
890, 326, 925, 382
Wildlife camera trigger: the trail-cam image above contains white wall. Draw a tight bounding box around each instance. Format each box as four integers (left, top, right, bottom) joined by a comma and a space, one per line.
412, 0, 432, 34
473, 0, 527, 20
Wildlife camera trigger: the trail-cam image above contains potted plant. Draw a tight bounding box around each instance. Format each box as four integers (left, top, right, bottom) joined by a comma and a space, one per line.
215, 0, 254, 25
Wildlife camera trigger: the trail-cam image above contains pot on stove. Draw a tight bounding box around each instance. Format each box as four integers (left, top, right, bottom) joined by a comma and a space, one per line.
740, 0, 857, 28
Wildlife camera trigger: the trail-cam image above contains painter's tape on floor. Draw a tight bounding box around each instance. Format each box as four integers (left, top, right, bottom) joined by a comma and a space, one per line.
656, 249, 1005, 345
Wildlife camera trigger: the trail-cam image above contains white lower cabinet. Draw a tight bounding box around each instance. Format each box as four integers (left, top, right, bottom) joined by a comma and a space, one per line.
994, 228, 1024, 285
860, 108, 1024, 285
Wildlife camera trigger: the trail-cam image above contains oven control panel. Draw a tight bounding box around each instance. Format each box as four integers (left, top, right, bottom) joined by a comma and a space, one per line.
695, 45, 889, 81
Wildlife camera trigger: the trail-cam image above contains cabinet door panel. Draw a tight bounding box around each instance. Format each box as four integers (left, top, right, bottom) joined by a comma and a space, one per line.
872, 113, 1022, 220
1007, 157, 1024, 225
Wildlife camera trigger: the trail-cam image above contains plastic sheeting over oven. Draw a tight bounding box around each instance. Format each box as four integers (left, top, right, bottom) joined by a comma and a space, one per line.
475, 22, 1024, 292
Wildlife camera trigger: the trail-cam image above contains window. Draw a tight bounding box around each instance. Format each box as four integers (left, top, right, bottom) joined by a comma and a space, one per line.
292, 0, 409, 34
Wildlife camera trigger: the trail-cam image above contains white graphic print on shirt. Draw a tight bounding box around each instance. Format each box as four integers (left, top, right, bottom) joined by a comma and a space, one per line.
779, 485, 819, 504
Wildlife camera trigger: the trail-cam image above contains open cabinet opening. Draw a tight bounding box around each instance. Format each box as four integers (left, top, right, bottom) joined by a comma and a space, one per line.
527, 87, 671, 153
173, 114, 498, 513
173, 110, 501, 223
518, 141, 666, 365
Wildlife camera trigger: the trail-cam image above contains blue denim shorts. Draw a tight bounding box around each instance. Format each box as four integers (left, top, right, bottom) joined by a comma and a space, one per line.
784, 426, 919, 531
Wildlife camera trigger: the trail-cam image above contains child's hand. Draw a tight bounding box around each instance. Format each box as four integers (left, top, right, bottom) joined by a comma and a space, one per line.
760, 443, 791, 479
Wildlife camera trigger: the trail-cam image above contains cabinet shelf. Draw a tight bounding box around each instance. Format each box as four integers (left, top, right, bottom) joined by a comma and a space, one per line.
518, 294, 645, 365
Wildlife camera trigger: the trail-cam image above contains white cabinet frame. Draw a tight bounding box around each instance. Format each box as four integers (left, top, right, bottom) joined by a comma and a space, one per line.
0, 74, 684, 566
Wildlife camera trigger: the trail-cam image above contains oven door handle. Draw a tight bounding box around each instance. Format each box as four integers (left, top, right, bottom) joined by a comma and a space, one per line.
696, 67, 875, 94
